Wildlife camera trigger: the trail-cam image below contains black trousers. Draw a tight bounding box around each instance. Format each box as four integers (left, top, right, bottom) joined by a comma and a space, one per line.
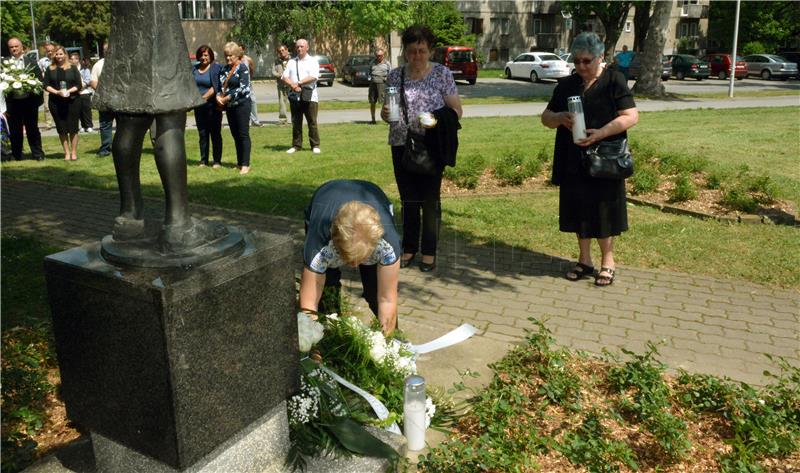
6, 95, 43, 160
321, 265, 379, 317
79, 94, 94, 129
225, 101, 251, 167
289, 100, 320, 149
194, 102, 223, 165
391, 145, 443, 256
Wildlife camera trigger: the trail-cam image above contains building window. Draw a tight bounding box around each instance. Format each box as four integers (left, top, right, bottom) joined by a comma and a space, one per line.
532, 18, 542, 35
500, 48, 509, 62
465, 17, 483, 35
180, 0, 238, 19
489, 48, 498, 61
492, 17, 510, 36
680, 0, 700, 16
679, 21, 699, 38
625, 21, 632, 32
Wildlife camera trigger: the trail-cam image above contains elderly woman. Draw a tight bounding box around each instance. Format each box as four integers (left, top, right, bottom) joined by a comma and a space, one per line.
217, 42, 252, 175
193, 45, 224, 168
541, 32, 639, 286
43, 45, 82, 161
299, 179, 401, 335
382, 25, 463, 273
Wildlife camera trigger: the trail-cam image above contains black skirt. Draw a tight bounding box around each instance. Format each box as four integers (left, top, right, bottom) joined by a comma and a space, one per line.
49, 96, 81, 135
559, 172, 628, 239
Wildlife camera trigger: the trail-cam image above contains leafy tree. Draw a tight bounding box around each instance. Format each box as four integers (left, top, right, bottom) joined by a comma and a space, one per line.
561, 1, 633, 62
409, 1, 475, 47
1, 1, 37, 55
631, 1, 652, 52
631, 0, 671, 98
36, 1, 110, 56
708, 1, 800, 54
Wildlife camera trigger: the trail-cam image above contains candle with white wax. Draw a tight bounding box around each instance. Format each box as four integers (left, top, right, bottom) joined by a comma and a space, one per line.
403, 375, 427, 451
567, 95, 587, 143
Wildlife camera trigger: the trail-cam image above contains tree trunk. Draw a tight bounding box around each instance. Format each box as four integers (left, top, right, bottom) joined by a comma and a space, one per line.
633, 1, 653, 52
597, 2, 633, 63
632, 0, 671, 98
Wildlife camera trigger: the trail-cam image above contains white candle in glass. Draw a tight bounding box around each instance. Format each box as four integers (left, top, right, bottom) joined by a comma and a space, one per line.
567, 95, 587, 143
403, 375, 426, 451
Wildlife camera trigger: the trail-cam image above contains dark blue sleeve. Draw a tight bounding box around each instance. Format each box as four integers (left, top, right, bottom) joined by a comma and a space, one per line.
211, 63, 223, 93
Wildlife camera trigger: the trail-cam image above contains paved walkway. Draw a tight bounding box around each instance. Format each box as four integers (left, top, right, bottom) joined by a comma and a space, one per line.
2, 178, 798, 386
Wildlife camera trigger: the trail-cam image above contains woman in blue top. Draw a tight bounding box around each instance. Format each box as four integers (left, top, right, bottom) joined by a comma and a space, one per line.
192, 45, 223, 168
217, 42, 252, 175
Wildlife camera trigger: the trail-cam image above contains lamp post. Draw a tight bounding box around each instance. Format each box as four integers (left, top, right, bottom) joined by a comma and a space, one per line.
728, 0, 741, 98
29, 0, 38, 60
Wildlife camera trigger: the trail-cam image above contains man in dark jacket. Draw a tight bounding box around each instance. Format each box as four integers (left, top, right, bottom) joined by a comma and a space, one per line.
5, 38, 44, 161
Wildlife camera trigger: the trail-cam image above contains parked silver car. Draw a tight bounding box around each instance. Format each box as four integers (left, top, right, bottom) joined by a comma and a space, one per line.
742, 54, 799, 80
504, 52, 570, 82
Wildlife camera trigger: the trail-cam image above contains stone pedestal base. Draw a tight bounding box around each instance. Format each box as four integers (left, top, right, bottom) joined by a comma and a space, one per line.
45, 231, 299, 470
92, 402, 292, 473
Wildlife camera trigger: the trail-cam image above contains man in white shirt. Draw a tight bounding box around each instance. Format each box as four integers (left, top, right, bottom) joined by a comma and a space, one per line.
90, 43, 113, 157
38, 42, 55, 130
281, 38, 320, 154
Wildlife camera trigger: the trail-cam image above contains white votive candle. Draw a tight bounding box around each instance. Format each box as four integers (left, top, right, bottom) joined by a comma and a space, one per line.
403, 375, 427, 451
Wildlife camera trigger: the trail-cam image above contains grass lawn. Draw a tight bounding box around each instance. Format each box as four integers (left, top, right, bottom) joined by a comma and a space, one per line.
5, 107, 799, 288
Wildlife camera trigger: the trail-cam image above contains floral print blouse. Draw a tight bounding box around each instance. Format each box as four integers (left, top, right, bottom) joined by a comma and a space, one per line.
219, 61, 251, 108
386, 63, 457, 146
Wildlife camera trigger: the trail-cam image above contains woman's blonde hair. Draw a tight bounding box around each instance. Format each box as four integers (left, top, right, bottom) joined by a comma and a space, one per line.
331, 201, 384, 266
223, 42, 243, 58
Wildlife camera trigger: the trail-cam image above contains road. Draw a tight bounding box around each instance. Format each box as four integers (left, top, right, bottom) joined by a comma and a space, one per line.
250, 75, 800, 104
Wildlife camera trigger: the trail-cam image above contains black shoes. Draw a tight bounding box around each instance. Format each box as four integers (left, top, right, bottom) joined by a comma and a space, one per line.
400, 254, 415, 268
419, 259, 436, 272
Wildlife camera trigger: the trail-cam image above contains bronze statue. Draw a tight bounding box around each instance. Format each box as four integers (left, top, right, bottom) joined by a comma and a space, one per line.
95, 0, 243, 267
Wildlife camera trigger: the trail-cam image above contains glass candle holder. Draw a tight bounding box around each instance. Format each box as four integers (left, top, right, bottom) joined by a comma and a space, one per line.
403, 374, 426, 451
567, 95, 587, 143
387, 87, 400, 122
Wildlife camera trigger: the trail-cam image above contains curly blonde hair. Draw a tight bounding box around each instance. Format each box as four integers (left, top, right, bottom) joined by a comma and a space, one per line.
331, 201, 384, 266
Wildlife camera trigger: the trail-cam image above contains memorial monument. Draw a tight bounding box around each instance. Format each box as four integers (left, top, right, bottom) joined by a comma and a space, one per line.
43, 2, 300, 472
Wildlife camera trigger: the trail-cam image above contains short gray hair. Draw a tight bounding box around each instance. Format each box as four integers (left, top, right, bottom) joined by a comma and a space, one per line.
570, 32, 605, 59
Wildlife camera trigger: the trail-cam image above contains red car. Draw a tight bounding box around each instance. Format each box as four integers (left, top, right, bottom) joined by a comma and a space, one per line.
701, 53, 747, 80
432, 46, 478, 85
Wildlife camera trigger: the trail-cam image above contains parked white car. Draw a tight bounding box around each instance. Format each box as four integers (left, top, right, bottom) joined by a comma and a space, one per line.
560, 53, 576, 75
504, 52, 570, 82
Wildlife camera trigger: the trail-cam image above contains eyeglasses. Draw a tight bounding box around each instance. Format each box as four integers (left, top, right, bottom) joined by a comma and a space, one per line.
574, 58, 595, 65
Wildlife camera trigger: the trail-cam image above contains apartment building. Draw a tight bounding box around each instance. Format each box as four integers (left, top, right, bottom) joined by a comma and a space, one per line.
456, 0, 710, 68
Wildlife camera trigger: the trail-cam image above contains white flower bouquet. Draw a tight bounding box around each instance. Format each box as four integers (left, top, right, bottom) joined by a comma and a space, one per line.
0, 59, 43, 97
289, 311, 457, 471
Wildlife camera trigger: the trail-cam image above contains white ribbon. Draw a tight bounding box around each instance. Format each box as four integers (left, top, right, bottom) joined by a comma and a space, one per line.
409, 323, 479, 354
319, 365, 402, 434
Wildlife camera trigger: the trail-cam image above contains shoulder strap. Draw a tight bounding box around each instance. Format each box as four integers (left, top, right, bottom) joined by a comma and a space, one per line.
400, 66, 409, 124
221, 62, 238, 92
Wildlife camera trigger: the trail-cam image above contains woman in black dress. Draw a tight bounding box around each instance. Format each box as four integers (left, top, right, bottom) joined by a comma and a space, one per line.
541, 32, 639, 286
43, 45, 82, 160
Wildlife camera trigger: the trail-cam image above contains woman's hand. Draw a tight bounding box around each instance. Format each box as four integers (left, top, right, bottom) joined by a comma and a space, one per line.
558, 111, 575, 130
380, 103, 390, 122
215, 94, 226, 107
575, 128, 605, 147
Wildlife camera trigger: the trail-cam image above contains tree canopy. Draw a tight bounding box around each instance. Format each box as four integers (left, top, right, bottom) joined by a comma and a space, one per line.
708, 1, 800, 54
562, 1, 633, 61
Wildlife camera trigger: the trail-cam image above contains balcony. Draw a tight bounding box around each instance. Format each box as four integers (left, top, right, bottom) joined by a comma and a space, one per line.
680, 4, 708, 19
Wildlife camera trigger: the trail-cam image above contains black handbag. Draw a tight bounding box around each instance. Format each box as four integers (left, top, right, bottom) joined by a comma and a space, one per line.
288, 59, 314, 102
399, 68, 440, 176
582, 137, 634, 180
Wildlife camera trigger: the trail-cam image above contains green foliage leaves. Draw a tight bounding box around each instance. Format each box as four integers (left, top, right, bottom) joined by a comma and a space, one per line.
443, 154, 486, 189
492, 150, 545, 186
558, 410, 639, 473
709, 1, 800, 53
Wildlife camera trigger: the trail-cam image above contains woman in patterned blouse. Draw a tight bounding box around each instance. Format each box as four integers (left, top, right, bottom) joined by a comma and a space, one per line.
217, 42, 252, 175
382, 25, 463, 273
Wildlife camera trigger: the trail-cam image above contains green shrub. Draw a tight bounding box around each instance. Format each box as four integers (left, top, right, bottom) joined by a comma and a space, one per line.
444, 154, 486, 189
721, 186, 758, 213
669, 173, 698, 203
660, 151, 708, 175
705, 170, 724, 190
629, 164, 660, 195
747, 175, 777, 204
493, 151, 539, 186
741, 41, 767, 56
558, 410, 639, 472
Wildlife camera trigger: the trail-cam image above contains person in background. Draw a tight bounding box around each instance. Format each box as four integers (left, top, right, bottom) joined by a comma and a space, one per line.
272, 44, 291, 125
240, 42, 262, 127
382, 25, 463, 273
300, 179, 400, 335
368, 48, 391, 124
5, 37, 44, 161
71, 52, 94, 133
44, 45, 82, 161
614, 45, 634, 80
192, 44, 223, 168
541, 32, 639, 287
282, 38, 320, 154
90, 42, 113, 157
217, 42, 252, 175
38, 42, 55, 130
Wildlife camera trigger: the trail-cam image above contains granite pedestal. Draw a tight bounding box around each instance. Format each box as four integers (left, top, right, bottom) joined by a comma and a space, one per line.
44, 231, 299, 471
